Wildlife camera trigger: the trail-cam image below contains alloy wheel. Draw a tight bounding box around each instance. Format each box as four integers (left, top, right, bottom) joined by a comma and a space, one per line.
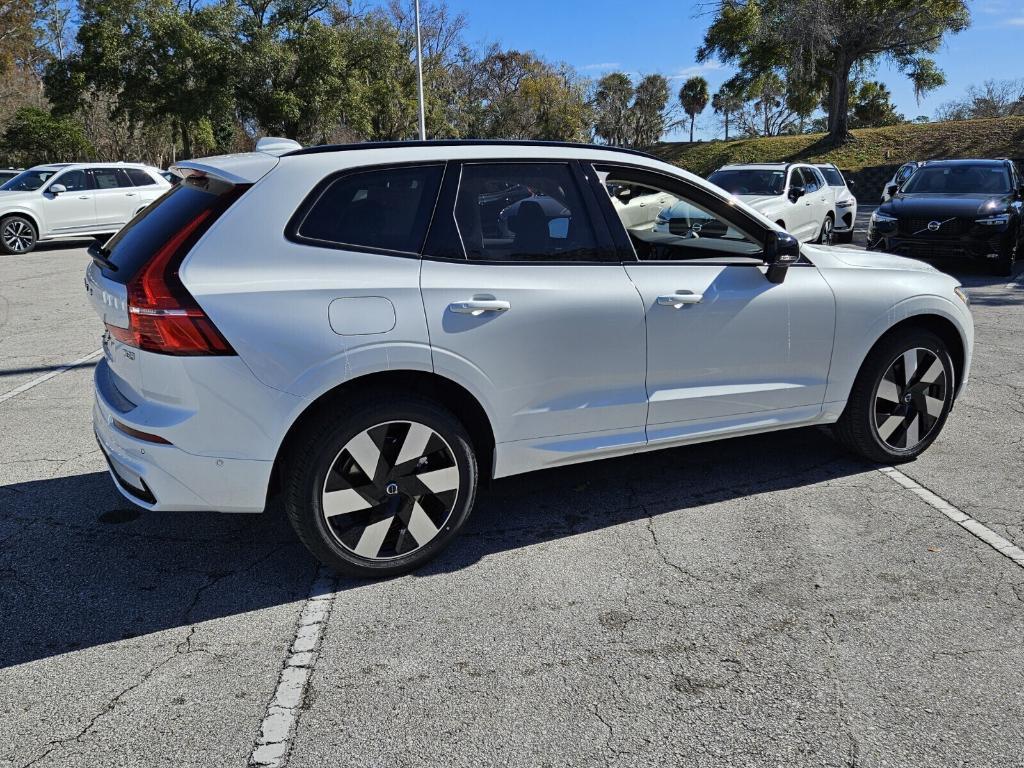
873, 348, 948, 451
2, 219, 34, 253
821, 217, 834, 245
320, 421, 460, 561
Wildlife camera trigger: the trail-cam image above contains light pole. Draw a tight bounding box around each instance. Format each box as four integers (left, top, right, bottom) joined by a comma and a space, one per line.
414, 0, 427, 141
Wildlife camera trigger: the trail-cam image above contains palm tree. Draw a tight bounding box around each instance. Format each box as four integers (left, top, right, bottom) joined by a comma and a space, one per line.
678, 76, 709, 143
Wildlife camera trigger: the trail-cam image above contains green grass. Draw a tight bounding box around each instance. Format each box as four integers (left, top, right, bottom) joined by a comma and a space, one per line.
650, 116, 1024, 175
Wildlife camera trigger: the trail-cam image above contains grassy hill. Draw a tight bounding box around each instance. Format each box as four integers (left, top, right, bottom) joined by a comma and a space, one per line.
650, 117, 1024, 175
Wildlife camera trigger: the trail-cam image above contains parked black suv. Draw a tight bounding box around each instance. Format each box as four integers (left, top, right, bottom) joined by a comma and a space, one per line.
867, 158, 1023, 275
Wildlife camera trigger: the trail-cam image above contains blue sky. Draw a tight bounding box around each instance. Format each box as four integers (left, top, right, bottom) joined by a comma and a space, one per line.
429, 0, 1023, 141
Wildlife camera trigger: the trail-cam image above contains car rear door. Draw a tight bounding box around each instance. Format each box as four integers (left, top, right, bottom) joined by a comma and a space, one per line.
590, 162, 836, 443
91, 167, 136, 229
419, 160, 649, 471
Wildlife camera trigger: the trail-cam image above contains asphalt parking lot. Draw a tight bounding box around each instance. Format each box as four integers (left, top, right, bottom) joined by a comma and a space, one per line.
2, 232, 1023, 768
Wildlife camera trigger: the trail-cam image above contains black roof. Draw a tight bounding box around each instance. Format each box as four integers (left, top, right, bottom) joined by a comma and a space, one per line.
921, 158, 1011, 167
285, 139, 660, 161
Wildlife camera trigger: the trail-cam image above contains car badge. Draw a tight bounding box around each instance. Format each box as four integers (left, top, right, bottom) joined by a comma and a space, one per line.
927, 220, 941, 232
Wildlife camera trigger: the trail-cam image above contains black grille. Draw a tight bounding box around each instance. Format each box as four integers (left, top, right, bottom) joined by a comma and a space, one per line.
899, 217, 970, 237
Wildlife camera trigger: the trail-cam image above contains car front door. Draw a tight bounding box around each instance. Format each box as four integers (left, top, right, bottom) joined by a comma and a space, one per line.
787, 167, 816, 241
591, 163, 836, 444
42, 169, 95, 235
420, 160, 649, 471
90, 168, 135, 229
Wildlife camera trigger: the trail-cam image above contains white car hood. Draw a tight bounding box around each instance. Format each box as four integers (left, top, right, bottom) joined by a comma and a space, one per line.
0, 190, 36, 203
735, 194, 784, 211
804, 244, 941, 274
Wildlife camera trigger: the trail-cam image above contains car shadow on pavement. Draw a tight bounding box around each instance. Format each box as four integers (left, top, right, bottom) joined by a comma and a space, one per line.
0, 427, 868, 669
420, 426, 870, 577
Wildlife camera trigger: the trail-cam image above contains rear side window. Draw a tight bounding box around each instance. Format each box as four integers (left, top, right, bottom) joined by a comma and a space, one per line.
125, 168, 157, 186
454, 162, 601, 262
100, 175, 244, 283
293, 165, 444, 254
92, 168, 130, 189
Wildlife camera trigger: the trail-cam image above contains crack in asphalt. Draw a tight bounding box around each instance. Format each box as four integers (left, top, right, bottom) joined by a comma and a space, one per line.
15, 542, 294, 768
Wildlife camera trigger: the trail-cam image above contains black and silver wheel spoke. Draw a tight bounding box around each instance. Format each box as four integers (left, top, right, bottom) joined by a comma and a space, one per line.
2, 221, 33, 253
321, 420, 459, 561
873, 347, 947, 451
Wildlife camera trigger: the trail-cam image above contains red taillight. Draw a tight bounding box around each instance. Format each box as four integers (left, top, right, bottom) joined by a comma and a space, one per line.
107, 184, 248, 356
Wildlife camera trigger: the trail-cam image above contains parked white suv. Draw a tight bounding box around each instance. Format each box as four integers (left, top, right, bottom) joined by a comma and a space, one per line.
708, 162, 835, 244
86, 139, 973, 577
816, 163, 858, 244
0, 163, 170, 254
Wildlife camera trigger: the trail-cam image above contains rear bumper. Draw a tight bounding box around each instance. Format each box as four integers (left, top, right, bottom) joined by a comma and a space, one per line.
93, 372, 273, 513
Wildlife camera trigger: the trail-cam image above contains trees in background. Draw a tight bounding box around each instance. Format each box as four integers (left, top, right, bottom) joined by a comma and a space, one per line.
936, 79, 1024, 121
678, 76, 709, 142
592, 72, 674, 147
0, 106, 90, 163
699, 0, 968, 145
711, 80, 744, 140
849, 81, 904, 128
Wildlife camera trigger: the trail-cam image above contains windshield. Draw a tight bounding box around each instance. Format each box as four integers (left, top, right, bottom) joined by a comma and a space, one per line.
0, 169, 60, 192
708, 169, 786, 196
818, 167, 845, 187
901, 165, 1011, 195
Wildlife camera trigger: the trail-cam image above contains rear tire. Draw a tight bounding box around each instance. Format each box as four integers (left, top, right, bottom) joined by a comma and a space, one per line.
0, 215, 37, 255
833, 328, 954, 464
284, 392, 478, 578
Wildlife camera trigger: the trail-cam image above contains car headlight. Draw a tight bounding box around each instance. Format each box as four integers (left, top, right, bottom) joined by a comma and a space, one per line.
976, 213, 1010, 226
954, 286, 970, 306
869, 210, 896, 225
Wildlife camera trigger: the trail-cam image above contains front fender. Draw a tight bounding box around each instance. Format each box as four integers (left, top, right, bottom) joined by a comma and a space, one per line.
822, 292, 973, 415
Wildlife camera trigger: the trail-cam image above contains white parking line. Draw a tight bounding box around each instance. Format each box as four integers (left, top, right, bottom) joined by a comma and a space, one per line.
0, 349, 102, 404
877, 466, 1024, 569
249, 566, 339, 768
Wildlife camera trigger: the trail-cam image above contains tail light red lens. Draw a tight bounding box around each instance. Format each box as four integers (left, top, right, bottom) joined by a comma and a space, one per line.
106, 183, 249, 356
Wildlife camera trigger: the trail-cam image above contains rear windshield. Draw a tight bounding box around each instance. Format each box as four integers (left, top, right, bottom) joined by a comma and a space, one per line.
818, 167, 845, 186
707, 169, 786, 196
100, 175, 237, 283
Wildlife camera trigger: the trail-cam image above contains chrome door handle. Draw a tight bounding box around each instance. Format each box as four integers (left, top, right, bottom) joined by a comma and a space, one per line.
125, 192, 136, 197
657, 292, 703, 308
449, 299, 511, 315
78, 195, 90, 199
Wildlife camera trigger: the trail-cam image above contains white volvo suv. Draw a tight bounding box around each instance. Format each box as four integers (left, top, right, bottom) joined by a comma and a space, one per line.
86, 140, 973, 577
0, 163, 170, 254
707, 162, 835, 244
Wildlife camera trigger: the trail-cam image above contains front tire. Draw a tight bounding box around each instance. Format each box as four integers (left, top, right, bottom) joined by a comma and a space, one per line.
816, 214, 835, 245
284, 392, 478, 578
833, 328, 954, 463
0, 215, 37, 255
990, 234, 1017, 277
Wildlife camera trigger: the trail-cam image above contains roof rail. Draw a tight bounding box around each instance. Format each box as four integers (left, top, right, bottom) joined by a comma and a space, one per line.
283, 139, 661, 161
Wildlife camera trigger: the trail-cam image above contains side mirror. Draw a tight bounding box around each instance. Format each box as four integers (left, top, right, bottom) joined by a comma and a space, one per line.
49, 183, 67, 195
885, 183, 899, 198
788, 184, 805, 202
847, 179, 857, 190
764, 229, 801, 284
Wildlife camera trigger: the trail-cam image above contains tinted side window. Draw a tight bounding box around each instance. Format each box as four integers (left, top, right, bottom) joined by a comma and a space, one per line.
126, 168, 157, 186
455, 163, 601, 262
92, 168, 126, 189
296, 165, 443, 254
54, 170, 89, 192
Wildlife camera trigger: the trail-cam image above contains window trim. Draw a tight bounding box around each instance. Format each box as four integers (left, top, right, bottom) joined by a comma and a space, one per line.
587, 161, 782, 267
284, 161, 446, 258
422, 158, 621, 266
